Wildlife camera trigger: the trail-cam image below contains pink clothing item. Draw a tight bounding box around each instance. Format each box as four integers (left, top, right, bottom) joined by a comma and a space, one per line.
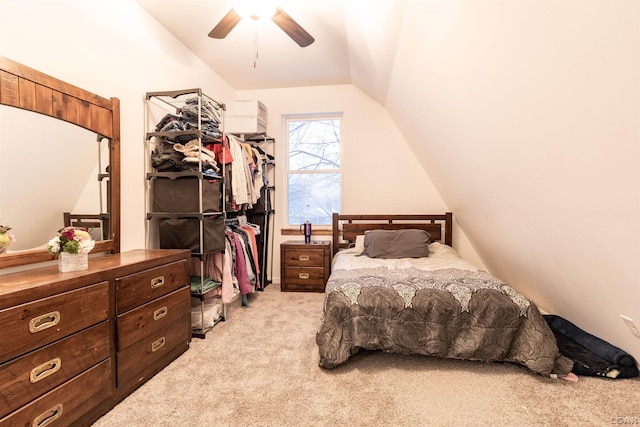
189, 249, 235, 304
232, 233, 253, 296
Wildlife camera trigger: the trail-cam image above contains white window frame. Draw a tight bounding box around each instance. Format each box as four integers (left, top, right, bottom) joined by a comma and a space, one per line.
282, 113, 343, 227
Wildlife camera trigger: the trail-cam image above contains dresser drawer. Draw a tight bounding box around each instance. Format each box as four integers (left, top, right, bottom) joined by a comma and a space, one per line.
281, 248, 326, 267
0, 281, 109, 363
0, 359, 111, 427
117, 315, 190, 388
116, 260, 188, 314
0, 321, 110, 417
117, 286, 190, 351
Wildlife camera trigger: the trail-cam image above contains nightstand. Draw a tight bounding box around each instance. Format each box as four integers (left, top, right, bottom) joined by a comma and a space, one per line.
280, 240, 331, 292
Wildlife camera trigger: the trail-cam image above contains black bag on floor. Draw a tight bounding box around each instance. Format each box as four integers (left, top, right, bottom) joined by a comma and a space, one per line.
544, 315, 639, 379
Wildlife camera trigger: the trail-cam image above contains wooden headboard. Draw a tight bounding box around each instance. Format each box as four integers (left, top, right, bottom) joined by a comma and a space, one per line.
332, 213, 453, 256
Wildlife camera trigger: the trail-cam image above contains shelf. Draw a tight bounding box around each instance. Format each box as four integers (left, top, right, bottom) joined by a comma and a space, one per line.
242, 132, 274, 143
146, 171, 223, 181
190, 280, 222, 297
190, 289, 222, 299
146, 88, 222, 111
147, 212, 224, 219
146, 130, 223, 144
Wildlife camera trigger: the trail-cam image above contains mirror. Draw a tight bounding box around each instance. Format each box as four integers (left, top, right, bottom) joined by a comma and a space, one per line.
0, 106, 110, 251
0, 56, 120, 269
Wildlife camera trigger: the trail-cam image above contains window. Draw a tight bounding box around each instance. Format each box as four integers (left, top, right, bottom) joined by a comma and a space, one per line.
284, 114, 342, 226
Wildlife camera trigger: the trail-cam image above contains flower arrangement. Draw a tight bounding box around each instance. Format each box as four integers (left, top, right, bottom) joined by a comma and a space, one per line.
47, 226, 95, 255
0, 225, 16, 253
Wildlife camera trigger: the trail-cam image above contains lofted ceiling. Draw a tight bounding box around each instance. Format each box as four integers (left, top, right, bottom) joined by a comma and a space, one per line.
135, 0, 407, 104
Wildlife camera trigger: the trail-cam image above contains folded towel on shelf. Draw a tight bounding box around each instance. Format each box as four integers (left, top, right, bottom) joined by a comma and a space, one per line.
190, 276, 221, 294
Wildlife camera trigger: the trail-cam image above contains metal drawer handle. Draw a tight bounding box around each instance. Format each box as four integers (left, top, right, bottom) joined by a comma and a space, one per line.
30, 358, 62, 383
32, 403, 63, 427
151, 336, 166, 352
153, 306, 168, 321
150, 275, 165, 289
29, 311, 61, 333
298, 255, 310, 261
298, 273, 310, 279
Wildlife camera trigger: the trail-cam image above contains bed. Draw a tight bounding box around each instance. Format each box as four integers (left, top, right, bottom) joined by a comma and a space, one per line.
316, 213, 574, 377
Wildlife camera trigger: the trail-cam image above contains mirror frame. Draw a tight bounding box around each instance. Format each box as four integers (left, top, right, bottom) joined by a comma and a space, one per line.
0, 56, 120, 269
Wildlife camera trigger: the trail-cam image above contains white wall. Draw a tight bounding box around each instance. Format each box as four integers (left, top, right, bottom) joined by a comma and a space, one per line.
0, 0, 483, 275
387, 0, 640, 361
0, 0, 236, 252
237, 84, 484, 278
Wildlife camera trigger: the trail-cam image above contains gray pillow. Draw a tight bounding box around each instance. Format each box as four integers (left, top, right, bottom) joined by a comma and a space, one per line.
360, 229, 430, 259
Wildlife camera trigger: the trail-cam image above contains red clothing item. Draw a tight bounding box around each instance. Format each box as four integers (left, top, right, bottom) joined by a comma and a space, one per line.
207, 135, 233, 164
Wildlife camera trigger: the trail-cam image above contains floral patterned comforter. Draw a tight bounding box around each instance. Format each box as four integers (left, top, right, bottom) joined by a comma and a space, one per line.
316, 245, 573, 377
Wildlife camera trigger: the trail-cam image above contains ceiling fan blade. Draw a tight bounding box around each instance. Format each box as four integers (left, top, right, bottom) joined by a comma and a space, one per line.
208, 8, 242, 39
271, 7, 315, 47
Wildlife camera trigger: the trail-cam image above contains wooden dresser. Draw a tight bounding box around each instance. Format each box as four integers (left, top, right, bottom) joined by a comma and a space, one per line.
280, 240, 331, 292
0, 249, 191, 427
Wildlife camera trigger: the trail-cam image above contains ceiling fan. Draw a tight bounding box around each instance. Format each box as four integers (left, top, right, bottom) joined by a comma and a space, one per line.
208, 6, 315, 48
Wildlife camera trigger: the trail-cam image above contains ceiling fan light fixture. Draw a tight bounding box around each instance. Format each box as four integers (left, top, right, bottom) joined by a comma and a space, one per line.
234, 0, 277, 21
208, 2, 314, 48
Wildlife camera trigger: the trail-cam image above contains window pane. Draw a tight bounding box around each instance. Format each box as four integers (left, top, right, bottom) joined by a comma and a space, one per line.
288, 173, 340, 225
288, 119, 340, 171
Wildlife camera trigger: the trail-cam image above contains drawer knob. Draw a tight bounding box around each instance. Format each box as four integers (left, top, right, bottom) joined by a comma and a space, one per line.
32, 403, 63, 427
151, 336, 166, 352
29, 311, 61, 333
298, 255, 310, 261
150, 275, 165, 289
30, 358, 62, 383
298, 273, 310, 279
153, 306, 168, 321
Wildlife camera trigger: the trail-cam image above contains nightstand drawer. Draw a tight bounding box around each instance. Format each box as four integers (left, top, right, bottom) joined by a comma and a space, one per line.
281, 248, 325, 266
283, 267, 325, 285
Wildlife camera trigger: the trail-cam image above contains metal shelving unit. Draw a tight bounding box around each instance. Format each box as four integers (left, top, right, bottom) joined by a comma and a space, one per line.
144, 89, 227, 338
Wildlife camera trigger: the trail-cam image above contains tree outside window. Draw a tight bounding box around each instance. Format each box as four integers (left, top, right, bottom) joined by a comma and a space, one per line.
285, 115, 342, 226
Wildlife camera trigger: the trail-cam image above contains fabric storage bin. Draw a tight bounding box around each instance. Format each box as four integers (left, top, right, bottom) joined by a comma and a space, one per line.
159, 215, 225, 253
152, 176, 222, 213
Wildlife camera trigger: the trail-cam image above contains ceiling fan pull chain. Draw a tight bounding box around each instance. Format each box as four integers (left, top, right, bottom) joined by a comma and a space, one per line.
253, 21, 259, 68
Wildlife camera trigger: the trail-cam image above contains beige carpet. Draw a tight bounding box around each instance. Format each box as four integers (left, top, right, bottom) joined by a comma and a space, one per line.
93, 285, 639, 427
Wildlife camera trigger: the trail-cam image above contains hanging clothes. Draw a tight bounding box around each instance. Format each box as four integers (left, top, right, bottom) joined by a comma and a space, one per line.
240, 223, 261, 290
251, 147, 265, 201
229, 231, 252, 296
228, 134, 252, 207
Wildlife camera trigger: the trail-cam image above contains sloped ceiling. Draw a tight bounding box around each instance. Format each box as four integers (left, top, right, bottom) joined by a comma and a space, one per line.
385, 0, 640, 360
136, 0, 405, 104
137, 0, 639, 360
